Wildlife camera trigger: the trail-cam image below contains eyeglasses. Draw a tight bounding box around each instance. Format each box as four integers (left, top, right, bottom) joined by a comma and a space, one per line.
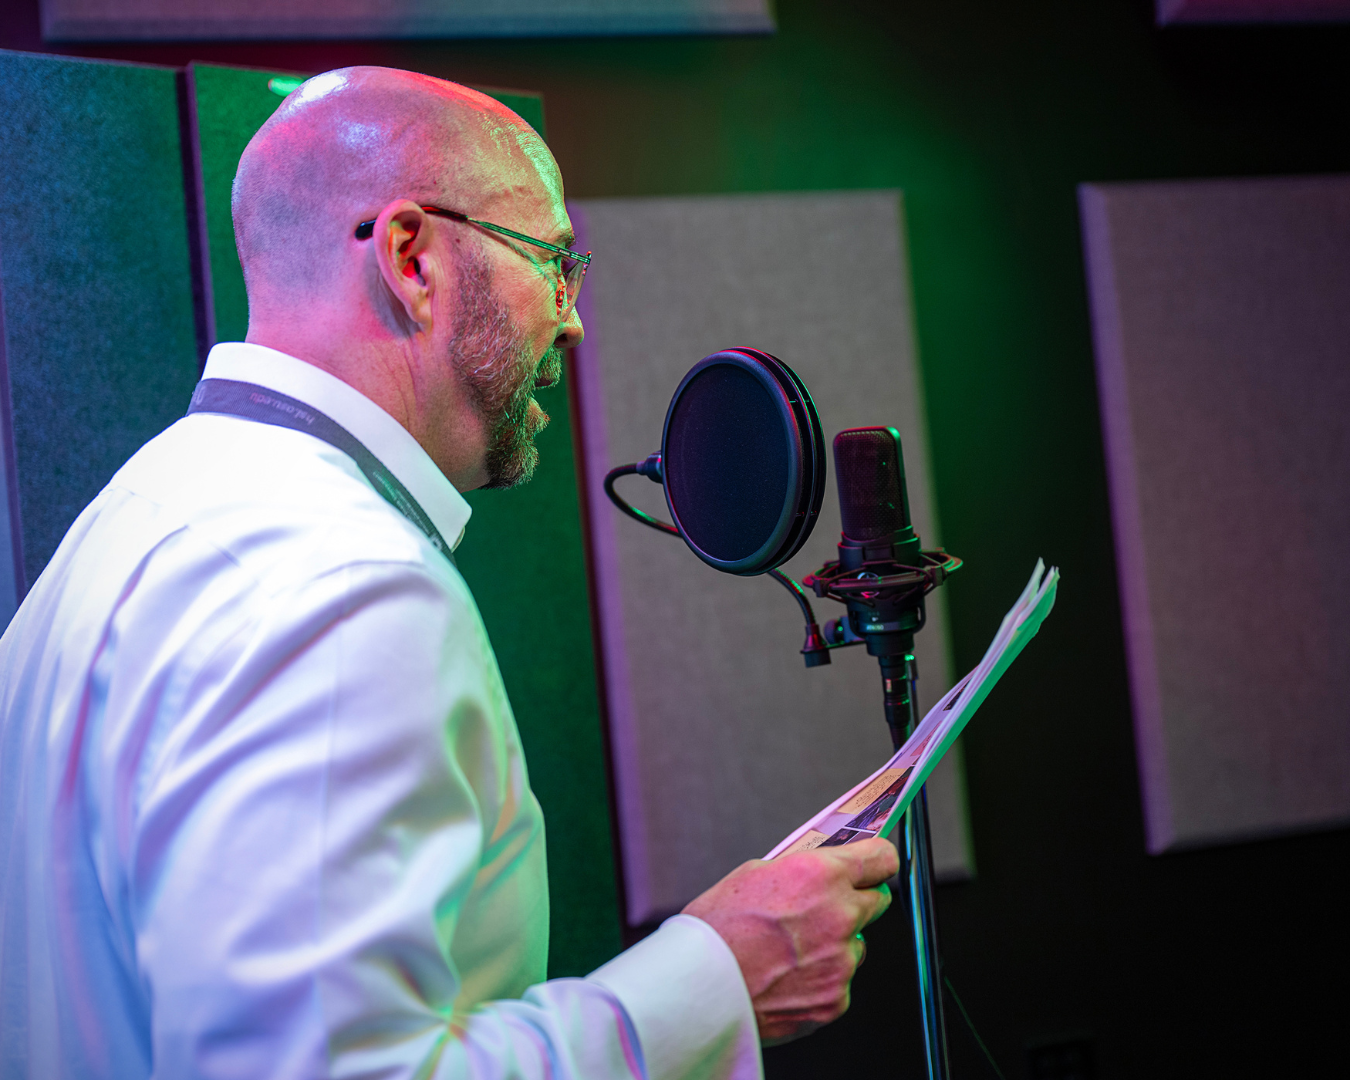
355, 206, 591, 325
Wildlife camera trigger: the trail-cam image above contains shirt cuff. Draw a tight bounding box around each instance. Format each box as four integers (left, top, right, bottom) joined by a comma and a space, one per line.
588, 914, 762, 1080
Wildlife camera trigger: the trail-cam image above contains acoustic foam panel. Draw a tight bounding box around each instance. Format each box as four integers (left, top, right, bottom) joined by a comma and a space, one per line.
572, 191, 975, 925
0, 50, 201, 626
1157, 0, 1350, 22
186, 64, 619, 976
41, 0, 774, 42
1080, 174, 1350, 854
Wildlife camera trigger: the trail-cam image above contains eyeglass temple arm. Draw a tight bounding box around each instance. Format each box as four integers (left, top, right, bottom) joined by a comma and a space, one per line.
354, 207, 591, 265
452, 213, 592, 264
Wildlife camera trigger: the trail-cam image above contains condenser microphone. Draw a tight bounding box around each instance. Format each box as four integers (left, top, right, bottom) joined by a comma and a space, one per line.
818, 426, 931, 666
833, 427, 922, 573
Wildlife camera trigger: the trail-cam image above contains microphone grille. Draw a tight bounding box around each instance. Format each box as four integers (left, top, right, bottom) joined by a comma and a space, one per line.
833, 427, 909, 542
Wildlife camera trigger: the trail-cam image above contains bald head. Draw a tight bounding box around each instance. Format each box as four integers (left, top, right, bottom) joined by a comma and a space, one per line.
232, 66, 553, 297
232, 67, 582, 492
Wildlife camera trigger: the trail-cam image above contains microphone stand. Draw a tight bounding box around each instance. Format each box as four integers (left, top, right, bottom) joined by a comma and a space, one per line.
604, 458, 959, 1080
883, 644, 950, 1080
805, 551, 960, 1080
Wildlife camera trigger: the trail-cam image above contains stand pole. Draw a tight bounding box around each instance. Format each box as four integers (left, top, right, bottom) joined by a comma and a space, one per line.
880, 648, 951, 1080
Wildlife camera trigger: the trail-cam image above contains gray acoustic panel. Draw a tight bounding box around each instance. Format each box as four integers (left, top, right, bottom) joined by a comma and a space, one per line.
572, 192, 974, 924
1080, 174, 1350, 854
1158, 0, 1350, 22
41, 0, 774, 41
0, 51, 201, 621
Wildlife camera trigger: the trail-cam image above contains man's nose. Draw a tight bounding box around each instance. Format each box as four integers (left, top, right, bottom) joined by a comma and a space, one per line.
553, 305, 584, 352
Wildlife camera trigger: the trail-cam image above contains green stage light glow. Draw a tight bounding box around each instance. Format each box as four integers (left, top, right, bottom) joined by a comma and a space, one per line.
266, 75, 304, 97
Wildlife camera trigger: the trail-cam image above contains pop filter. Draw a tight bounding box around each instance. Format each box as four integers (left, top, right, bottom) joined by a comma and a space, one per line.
607, 348, 957, 669
659, 348, 826, 575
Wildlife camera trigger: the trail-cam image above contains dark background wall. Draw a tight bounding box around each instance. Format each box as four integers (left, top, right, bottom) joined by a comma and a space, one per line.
3, 1, 1347, 1076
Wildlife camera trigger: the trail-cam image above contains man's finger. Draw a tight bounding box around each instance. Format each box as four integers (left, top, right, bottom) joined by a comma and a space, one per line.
837, 836, 901, 888
860, 881, 892, 927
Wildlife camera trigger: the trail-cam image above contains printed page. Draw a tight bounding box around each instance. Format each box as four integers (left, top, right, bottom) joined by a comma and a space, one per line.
767, 560, 1059, 859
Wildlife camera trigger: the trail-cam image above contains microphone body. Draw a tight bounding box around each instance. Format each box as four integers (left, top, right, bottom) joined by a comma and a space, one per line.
832, 427, 926, 658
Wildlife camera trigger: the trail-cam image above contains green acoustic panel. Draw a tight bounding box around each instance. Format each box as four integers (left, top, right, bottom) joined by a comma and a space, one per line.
0, 51, 200, 596
476, 86, 546, 139
188, 64, 619, 978
187, 64, 291, 349
456, 379, 621, 977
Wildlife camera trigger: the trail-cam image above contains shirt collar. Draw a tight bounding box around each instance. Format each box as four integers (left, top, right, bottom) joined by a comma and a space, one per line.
201, 342, 472, 552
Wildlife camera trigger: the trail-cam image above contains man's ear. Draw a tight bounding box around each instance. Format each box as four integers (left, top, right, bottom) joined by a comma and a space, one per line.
370, 200, 439, 332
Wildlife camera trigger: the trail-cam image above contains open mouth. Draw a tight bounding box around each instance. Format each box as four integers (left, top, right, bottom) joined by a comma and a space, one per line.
532, 346, 563, 390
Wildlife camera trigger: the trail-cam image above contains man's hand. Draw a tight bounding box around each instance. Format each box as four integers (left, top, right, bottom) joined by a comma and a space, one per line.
682, 836, 899, 1046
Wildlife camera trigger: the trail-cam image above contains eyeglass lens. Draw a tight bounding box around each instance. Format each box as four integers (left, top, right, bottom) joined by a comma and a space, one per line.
558, 256, 589, 324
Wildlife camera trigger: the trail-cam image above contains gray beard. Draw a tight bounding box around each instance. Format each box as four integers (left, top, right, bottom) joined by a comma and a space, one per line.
448, 253, 563, 490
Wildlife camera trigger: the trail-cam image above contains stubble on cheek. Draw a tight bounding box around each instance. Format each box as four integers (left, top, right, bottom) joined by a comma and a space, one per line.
479, 344, 563, 490
448, 252, 564, 490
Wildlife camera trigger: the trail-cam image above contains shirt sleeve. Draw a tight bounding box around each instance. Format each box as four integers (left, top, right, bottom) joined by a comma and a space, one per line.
129, 557, 759, 1080
590, 915, 762, 1080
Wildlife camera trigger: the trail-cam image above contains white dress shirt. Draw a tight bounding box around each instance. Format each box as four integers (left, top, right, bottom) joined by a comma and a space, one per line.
0, 343, 760, 1080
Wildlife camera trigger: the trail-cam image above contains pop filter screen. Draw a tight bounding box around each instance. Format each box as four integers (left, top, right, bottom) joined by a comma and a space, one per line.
660, 349, 826, 575
665, 364, 788, 563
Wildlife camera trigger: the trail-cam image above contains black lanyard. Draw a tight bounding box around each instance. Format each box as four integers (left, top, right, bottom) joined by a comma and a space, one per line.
188, 378, 456, 565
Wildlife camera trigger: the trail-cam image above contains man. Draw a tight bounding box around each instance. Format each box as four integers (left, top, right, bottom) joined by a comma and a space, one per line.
0, 67, 897, 1078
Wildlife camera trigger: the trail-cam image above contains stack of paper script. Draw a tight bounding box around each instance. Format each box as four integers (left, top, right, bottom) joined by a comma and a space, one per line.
767, 560, 1060, 859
